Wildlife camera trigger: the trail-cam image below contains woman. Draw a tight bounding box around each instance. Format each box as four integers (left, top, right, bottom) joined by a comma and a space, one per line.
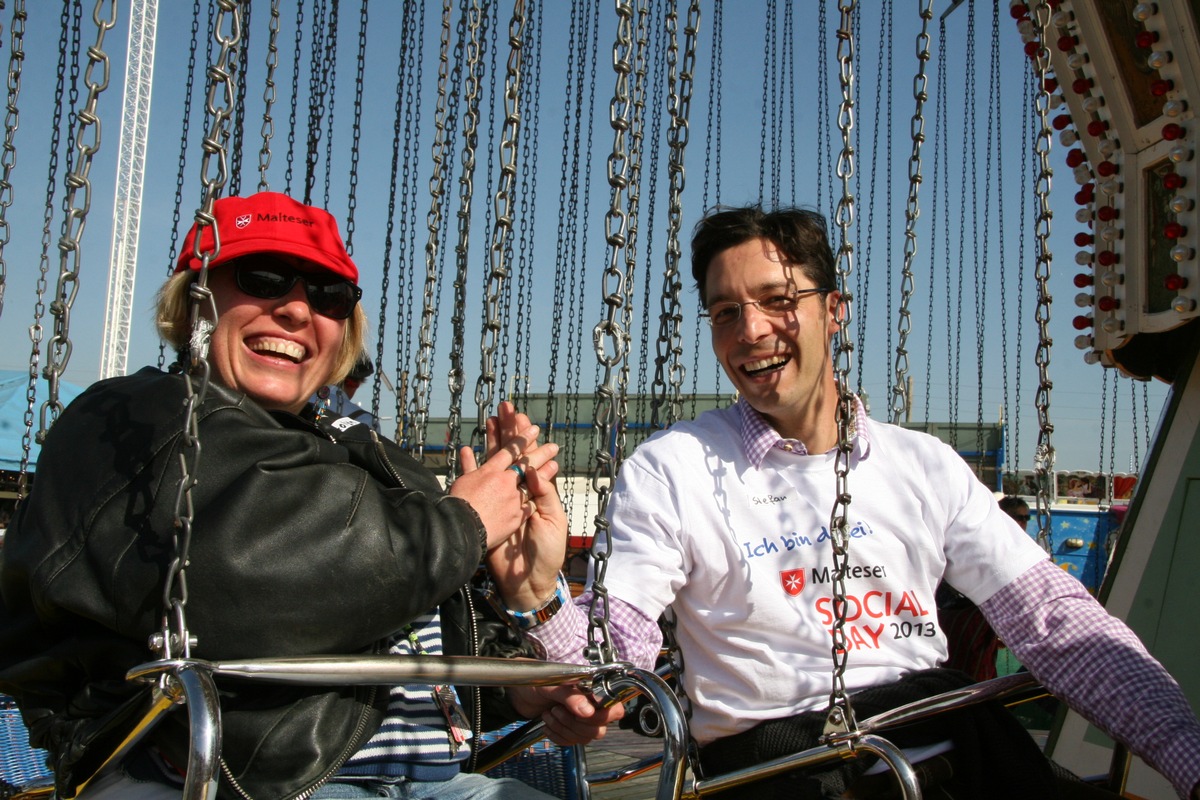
0, 192, 615, 799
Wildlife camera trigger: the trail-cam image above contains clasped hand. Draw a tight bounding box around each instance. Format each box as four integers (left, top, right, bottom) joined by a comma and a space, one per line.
452, 401, 567, 611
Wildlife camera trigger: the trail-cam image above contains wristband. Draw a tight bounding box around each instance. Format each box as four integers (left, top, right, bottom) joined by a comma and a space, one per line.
489, 574, 570, 631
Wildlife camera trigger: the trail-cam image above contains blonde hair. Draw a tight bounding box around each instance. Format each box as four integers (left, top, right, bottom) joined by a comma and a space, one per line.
155, 270, 367, 385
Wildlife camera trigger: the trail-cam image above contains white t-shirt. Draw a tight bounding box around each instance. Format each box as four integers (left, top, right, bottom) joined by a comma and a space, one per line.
603, 403, 1047, 745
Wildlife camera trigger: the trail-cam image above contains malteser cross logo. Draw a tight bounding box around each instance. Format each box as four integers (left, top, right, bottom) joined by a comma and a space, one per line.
235, 213, 252, 229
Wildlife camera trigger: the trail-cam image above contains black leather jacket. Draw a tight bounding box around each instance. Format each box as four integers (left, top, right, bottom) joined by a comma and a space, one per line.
0, 367, 519, 799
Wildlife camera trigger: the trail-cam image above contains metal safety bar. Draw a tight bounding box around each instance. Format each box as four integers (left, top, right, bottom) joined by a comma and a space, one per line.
125, 656, 688, 800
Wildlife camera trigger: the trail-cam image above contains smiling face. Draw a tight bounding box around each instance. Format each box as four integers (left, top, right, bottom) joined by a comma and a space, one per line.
706, 237, 841, 444
207, 259, 347, 414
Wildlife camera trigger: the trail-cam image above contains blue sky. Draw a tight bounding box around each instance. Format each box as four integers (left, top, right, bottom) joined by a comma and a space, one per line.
0, 0, 1170, 473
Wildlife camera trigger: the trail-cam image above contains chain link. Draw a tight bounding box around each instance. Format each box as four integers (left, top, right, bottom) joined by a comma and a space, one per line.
0, 0, 26, 321
39, 0, 117, 443
889, 0, 932, 425
473, 0, 525, 452
825, 0, 858, 739
154, 0, 241, 662
19, 0, 74, 498
256, 0, 280, 193
650, 0, 698, 430
412, 0, 455, 461
1030, 0, 1056, 552
445, 0, 484, 481
583, 0, 636, 665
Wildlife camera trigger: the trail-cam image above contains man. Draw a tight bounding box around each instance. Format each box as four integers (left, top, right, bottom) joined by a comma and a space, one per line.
496, 206, 1200, 798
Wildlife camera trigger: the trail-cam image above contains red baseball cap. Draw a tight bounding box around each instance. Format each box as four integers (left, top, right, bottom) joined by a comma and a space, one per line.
175, 192, 358, 284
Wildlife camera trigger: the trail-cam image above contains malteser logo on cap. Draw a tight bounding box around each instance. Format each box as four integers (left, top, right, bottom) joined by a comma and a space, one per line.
235, 213, 252, 229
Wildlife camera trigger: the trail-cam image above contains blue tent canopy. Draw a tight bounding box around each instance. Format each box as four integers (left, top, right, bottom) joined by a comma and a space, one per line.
0, 370, 87, 473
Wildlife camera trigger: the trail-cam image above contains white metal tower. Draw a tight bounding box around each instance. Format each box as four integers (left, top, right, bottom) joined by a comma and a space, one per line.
100, 0, 158, 379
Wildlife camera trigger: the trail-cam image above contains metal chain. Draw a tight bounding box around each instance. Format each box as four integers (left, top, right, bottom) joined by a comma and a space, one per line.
1130, 379, 1140, 471
825, 0, 858, 740
512, 0, 543, 409
38, 0, 116, 443
650, 0, 698, 430
0, 0, 26, 321
472, 0, 525, 452
889, 0, 932, 425
922, 17, 947, 426
412, 0, 454, 460
158, 0, 202, 371
153, 0, 240, 662
283, 0, 302, 194
256, 0, 280, 193
584, 0, 635, 665
19, 0, 74, 499
344, 0, 368, 255
445, 0, 484, 481
227, 0, 249, 197
1030, 0, 1056, 552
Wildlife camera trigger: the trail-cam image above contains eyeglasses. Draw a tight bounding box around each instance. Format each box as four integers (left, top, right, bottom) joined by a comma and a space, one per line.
233, 258, 362, 320
702, 288, 830, 327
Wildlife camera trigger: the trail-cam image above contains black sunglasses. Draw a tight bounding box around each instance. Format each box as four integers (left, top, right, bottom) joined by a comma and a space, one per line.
232, 257, 362, 320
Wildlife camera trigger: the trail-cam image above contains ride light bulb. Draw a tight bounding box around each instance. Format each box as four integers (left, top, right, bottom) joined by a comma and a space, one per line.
1083, 351, 1101, 365
1097, 296, 1120, 312
1074, 334, 1093, 350
1075, 250, 1094, 265
1151, 79, 1174, 97
1100, 270, 1124, 287
1170, 195, 1193, 213
1164, 273, 1189, 291
1163, 123, 1185, 141
1073, 315, 1093, 330
1132, 3, 1158, 21
1171, 245, 1195, 263
1172, 296, 1196, 314
1075, 292, 1093, 308
1164, 100, 1187, 117
1164, 221, 1187, 239
1097, 250, 1119, 267
1074, 273, 1094, 287
1163, 172, 1185, 190
1147, 50, 1172, 70
1168, 145, 1193, 164
1101, 317, 1124, 334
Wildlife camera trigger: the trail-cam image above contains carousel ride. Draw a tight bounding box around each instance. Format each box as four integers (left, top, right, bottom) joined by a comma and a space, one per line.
0, 1, 1195, 798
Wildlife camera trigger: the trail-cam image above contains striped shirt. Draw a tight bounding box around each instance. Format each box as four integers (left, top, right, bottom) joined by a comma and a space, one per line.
339, 610, 468, 780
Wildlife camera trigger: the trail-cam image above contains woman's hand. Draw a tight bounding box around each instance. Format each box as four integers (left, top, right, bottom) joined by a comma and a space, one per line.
480, 402, 569, 610
451, 402, 561, 564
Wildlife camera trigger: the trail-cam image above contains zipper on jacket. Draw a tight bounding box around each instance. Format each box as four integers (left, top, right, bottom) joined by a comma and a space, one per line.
215, 683, 380, 800
367, 428, 407, 490
463, 586, 484, 775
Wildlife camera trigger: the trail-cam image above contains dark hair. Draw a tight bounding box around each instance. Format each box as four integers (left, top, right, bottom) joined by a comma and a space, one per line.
998, 495, 1029, 515
690, 205, 837, 305
347, 352, 374, 382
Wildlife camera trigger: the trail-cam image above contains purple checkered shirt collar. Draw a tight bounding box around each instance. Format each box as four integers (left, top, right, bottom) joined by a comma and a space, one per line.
738, 395, 869, 468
